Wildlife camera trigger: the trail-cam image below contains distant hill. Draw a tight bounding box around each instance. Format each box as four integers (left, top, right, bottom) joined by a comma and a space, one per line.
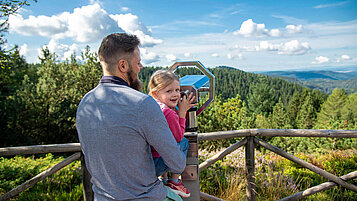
261, 70, 357, 80
259, 69, 357, 94
140, 66, 312, 106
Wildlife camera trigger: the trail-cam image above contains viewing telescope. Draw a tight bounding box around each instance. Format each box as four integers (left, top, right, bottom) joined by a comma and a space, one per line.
170, 61, 215, 132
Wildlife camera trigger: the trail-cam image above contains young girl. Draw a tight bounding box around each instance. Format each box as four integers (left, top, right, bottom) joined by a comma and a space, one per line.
148, 70, 196, 198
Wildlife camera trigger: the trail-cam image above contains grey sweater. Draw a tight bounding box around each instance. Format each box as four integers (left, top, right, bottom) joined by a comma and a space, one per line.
76, 82, 186, 200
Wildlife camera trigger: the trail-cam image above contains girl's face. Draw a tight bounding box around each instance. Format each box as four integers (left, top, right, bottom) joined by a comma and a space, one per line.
154, 80, 180, 108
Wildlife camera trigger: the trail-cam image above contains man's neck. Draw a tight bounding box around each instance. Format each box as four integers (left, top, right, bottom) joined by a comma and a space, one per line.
103, 73, 130, 85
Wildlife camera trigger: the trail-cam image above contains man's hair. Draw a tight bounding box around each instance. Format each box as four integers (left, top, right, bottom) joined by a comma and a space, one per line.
148, 70, 179, 96
98, 33, 140, 72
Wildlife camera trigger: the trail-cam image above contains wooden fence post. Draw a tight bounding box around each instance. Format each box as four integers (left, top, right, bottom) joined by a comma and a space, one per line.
81, 153, 94, 201
182, 132, 200, 201
245, 137, 256, 201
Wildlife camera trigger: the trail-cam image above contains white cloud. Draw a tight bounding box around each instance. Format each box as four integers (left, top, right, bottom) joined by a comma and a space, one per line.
140, 48, 160, 64
19, 44, 28, 56
9, 4, 119, 43
9, 13, 69, 38
258, 41, 279, 51
227, 53, 243, 60
184, 52, 191, 57
337, 54, 352, 62
234, 19, 268, 37
312, 56, 329, 64
248, 40, 310, 55
278, 40, 310, 55
166, 54, 177, 62
286, 24, 302, 34
110, 13, 162, 47
121, 7, 130, 12
269, 29, 281, 37
9, 3, 162, 47
66, 4, 119, 43
233, 19, 302, 38
341, 54, 351, 60
314, 1, 349, 9
211, 53, 219, 57
45, 39, 79, 60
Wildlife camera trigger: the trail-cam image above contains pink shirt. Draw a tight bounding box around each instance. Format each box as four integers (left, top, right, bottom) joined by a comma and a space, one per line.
151, 101, 186, 158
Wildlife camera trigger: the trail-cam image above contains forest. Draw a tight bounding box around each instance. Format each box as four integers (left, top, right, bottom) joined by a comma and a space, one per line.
1, 46, 356, 148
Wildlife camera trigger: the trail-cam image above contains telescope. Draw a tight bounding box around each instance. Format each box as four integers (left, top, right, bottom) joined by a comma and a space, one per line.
170, 61, 215, 132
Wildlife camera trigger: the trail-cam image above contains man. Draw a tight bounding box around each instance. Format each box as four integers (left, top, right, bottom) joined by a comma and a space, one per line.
76, 33, 186, 200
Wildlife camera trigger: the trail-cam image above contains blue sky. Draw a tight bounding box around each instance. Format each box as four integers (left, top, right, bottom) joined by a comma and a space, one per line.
5, 0, 357, 71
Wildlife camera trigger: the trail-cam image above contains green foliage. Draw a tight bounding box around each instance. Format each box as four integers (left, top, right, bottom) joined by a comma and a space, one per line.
0, 154, 82, 200
248, 82, 275, 117
1, 47, 101, 146
200, 149, 356, 200
316, 88, 347, 124
197, 95, 255, 151
341, 93, 357, 124
275, 150, 357, 200
296, 90, 316, 129
270, 137, 357, 154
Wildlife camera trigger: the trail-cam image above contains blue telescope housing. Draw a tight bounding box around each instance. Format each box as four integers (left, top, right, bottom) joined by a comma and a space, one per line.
179, 75, 209, 104
180, 75, 209, 90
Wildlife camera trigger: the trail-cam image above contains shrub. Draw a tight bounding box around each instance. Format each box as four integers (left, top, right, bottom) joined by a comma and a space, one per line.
199, 147, 356, 200
0, 154, 82, 200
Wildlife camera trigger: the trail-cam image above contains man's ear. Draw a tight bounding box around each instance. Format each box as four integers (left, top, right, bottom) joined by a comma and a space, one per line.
117, 59, 128, 73
151, 91, 157, 99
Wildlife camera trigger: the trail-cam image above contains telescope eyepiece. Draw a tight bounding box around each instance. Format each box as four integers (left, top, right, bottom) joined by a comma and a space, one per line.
180, 90, 190, 99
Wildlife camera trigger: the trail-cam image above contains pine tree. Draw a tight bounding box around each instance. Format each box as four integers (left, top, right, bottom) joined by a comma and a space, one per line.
341, 93, 357, 126
270, 100, 292, 129
296, 91, 316, 129
247, 82, 275, 117
286, 91, 302, 128
316, 88, 347, 126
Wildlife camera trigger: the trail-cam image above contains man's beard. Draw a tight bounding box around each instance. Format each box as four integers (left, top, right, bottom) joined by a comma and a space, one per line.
127, 67, 143, 91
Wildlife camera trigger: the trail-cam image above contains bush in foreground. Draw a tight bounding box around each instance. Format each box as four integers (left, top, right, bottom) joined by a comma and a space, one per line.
0, 154, 82, 200
199, 148, 357, 201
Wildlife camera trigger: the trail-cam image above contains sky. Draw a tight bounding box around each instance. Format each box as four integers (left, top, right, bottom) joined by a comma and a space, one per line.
4, 0, 357, 72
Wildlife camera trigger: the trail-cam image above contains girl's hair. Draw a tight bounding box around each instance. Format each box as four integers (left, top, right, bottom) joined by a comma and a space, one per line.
148, 70, 179, 96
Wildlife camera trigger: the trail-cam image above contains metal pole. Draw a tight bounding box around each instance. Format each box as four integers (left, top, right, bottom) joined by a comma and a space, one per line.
245, 137, 256, 201
81, 153, 94, 201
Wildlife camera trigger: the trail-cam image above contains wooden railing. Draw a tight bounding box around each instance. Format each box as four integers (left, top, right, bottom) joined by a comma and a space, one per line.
0, 129, 356, 201
198, 129, 357, 201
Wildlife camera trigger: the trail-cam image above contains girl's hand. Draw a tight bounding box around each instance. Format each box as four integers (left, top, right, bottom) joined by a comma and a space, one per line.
177, 92, 197, 118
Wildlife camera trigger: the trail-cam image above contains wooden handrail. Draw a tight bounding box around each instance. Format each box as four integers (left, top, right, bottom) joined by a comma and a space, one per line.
278, 171, 357, 201
254, 137, 357, 192
199, 138, 247, 172
198, 129, 357, 141
0, 143, 81, 156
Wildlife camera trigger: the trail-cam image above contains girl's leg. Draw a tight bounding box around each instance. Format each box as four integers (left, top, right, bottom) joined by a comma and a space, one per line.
178, 137, 189, 157
153, 157, 169, 177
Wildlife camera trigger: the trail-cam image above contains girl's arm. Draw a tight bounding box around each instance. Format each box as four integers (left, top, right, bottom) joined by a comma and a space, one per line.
164, 108, 185, 142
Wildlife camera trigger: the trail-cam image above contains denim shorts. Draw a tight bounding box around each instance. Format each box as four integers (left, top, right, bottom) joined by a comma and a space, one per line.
153, 137, 189, 177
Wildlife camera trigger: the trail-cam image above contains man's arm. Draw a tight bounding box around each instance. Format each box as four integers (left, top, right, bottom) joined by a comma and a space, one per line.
140, 97, 186, 174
